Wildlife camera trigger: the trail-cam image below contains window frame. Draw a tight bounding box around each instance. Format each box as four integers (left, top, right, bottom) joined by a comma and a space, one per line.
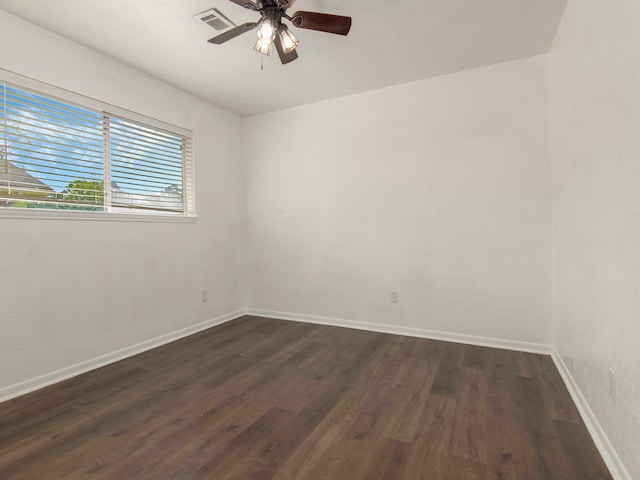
0, 69, 196, 222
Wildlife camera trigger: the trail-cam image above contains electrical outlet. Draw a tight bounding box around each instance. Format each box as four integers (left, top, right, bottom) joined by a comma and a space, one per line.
608, 368, 616, 402
201, 289, 208, 303
390, 290, 399, 304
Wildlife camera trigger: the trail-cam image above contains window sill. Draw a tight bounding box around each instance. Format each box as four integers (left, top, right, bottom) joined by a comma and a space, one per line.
0, 208, 198, 223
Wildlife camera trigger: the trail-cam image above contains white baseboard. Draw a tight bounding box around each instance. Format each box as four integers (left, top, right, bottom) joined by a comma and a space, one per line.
0, 309, 247, 404
551, 349, 631, 480
247, 308, 552, 354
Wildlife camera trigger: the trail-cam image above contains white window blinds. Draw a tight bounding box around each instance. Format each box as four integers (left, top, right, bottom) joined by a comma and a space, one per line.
0, 81, 194, 216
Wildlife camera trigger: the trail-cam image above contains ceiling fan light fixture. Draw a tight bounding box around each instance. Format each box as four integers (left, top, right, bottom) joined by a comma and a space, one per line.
253, 37, 271, 55
278, 25, 299, 53
208, 0, 353, 65
257, 17, 277, 44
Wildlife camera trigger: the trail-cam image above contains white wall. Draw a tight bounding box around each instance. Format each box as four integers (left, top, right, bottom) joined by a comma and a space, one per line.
245, 55, 552, 346
550, 1, 640, 478
0, 11, 244, 395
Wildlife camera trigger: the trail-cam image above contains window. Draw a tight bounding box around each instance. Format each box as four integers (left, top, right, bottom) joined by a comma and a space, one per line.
0, 78, 194, 216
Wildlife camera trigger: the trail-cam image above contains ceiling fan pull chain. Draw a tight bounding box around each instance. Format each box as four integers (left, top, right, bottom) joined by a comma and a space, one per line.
261, 54, 264, 71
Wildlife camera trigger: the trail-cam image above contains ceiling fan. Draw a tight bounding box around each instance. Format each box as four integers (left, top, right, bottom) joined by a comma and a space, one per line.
208, 0, 352, 64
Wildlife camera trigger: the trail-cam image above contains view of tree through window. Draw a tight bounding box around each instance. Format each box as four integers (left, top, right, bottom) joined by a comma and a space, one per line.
0, 81, 193, 215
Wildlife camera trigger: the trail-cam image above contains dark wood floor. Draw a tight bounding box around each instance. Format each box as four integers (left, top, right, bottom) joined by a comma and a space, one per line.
0, 316, 612, 479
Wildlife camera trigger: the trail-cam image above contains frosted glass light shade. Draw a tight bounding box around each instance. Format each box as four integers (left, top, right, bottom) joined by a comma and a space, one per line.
254, 37, 271, 55
279, 25, 299, 53
257, 18, 277, 44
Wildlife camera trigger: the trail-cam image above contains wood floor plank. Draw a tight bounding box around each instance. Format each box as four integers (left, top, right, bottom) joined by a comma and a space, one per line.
531, 356, 582, 423
443, 455, 488, 480
273, 334, 396, 479
554, 419, 612, 480
463, 345, 490, 371
384, 338, 441, 443
111, 395, 273, 480
429, 343, 466, 398
447, 368, 488, 463
400, 394, 457, 479
512, 375, 573, 479
485, 366, 531, 480
365, 438, 411, 480
0, 317, 613, 480
187, 407, 301, 479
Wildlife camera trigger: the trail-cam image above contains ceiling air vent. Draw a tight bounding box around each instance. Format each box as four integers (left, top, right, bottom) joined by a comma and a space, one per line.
195, 8, 236, 31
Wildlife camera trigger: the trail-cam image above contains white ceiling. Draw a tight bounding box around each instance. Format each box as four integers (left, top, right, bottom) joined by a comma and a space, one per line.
0, 0, 567, 117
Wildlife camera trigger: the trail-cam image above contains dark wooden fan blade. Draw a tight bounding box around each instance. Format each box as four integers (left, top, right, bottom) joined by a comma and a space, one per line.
228, 0, 259, 11
291, 11, 352, 36
208, 22, 258, 44
274, 35, 299, 64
